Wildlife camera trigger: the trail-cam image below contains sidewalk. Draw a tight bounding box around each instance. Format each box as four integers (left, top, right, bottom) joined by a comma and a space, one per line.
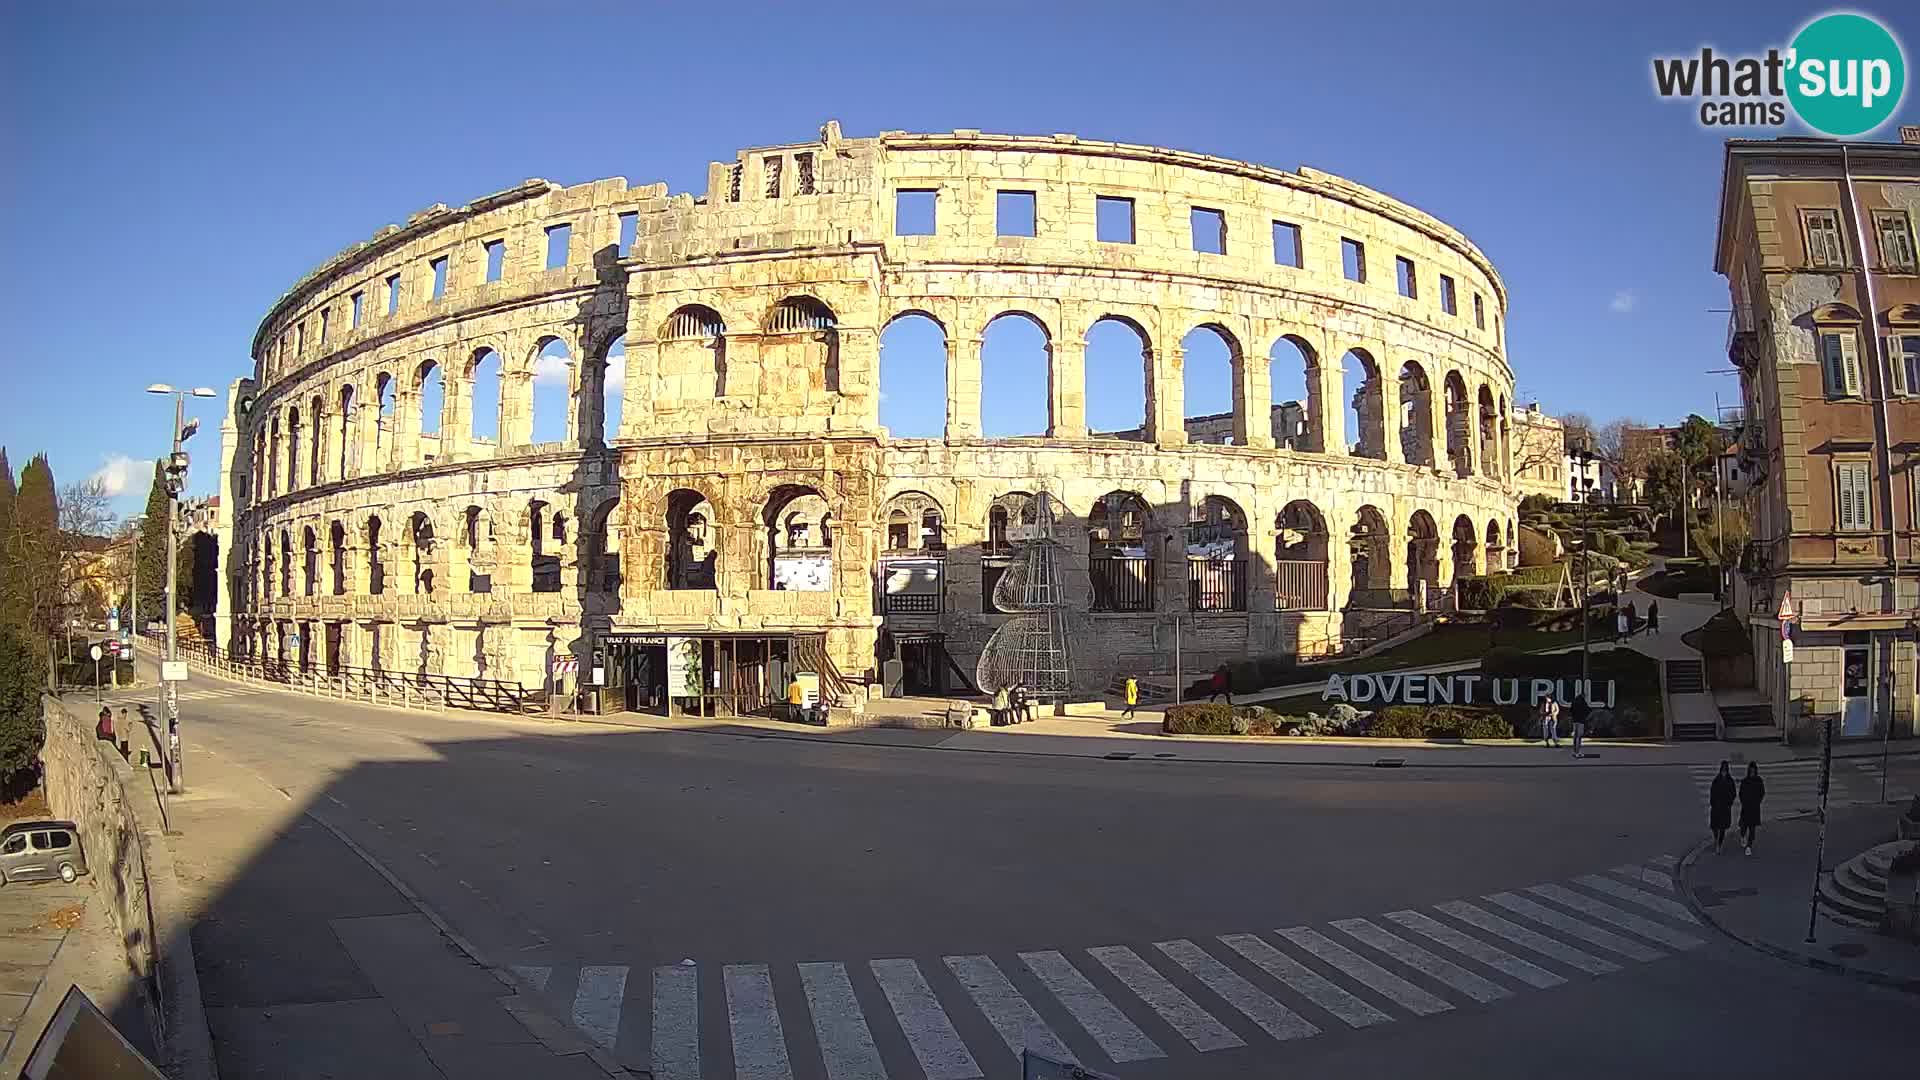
166, 711, 620, 1078
1680, 804, 1920, 991
0, 874, 154, 1075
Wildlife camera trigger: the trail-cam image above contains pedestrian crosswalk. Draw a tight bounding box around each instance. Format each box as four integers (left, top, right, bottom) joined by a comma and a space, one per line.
508, 856, 1706, 1078
1686, 758, 1914, 820
102, 685, 271, 706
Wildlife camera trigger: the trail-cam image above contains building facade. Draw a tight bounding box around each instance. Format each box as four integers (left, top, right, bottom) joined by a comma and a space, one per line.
1510, 404, 1565, 503
1717, 135, 1920, 743
214, 124, 1518, 715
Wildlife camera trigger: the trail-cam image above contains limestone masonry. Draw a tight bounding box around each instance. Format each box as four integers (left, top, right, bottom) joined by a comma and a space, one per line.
212, 123, 1519, 710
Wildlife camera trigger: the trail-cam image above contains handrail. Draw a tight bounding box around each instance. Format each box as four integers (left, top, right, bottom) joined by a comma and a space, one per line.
145, 631, 540, 714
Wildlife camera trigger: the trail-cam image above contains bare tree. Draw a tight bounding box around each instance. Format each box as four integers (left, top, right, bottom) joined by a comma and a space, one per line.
1594, 418, 1654, 501
1560, 411, 1597, 455
4, 477, 118, 666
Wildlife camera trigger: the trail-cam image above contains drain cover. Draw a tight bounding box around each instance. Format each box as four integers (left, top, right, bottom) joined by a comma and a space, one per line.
1103, 752, 1135, 760
1373, 758, 1406, 768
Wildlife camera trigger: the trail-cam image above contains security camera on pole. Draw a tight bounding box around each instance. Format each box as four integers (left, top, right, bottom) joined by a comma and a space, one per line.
148, 383, 216, 795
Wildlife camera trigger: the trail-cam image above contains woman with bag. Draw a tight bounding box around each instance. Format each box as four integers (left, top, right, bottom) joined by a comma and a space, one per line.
1709, 761, 1736, 852
1738, 762, 1766, 855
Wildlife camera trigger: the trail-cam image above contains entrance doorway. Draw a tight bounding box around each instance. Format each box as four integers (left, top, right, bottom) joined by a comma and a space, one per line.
1841, 643, 1872, 736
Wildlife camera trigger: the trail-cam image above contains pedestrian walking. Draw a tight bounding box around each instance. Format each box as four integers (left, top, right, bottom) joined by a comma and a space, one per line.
1616, 604, 1630, 641
1648, 600, 1661, 635
1537, 693, 1561, 747
1739, 762, 1766, 855
1207, 665, 1233, 705
1122, 675, 1139, 719
1709, 760, 1736, 852
1624, 599, 1639, 637
1570, 697, 1589, 758
992, 685, 1011, 726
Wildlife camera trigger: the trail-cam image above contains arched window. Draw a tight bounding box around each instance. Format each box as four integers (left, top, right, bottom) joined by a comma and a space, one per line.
531, 338, 573, 445
1269, 335, 1317, 451
1344, 348, 1385, 459
766, 486, 831, 590
528, 500, 561, 593
409, 512, 435, 596
666, 489, 718, 590
1088, 491, 1153, 612
469, 348, 502, 445
1444, 372, 1472, 478
887, 509, 911, 551
329, 521, 347, 596
1485, 519, 1505, 578
585, 498, 620, 594
981, 491, 1035, 612
286, 406, 301, 492
309, 395, 324, 485
1181, 325, 1240, 444
1398, 361, 1435, 466
1186, 495, 1248, 610
463, 505, 493, 593
374, 373, 395, 463
302, 526, 318, 597
981, 312, 1050, 437
268, 415, 282, 497
662, 305, 728, 399
1276, 501, 1330, 610
599, 334, 626, 442
879, 313, 947, 438
1086, 317, 1150, 439
1452, 514, 1481, 583
1407, 510, 1441, 594
366, 516, 385, 596
417, 361, 445, 465
1477, 386, 1499, 480
337, 384, 357, 479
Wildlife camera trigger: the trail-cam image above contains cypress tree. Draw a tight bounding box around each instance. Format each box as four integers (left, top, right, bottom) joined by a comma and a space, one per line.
136, 459, 170, 618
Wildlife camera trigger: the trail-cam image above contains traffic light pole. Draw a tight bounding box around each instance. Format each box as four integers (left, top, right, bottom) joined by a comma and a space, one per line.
164, 394, 184, 794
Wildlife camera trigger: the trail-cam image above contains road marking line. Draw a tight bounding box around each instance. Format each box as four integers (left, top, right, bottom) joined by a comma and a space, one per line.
1329, 918, 1509, 1003
725, 963, 794, 1080
943, 954, 1078, 1065
798, 962, 886, 1080
1435, 900, 1619, 975
1576, 874, 1699, 924
1483, 892, 1665, 962
572, 965, 627, 1050
1154, 939, 1318, 1042
869, 959, 981, 1080
1087, 945, 1242, 1052
1528, 883, 1705, 950
1610, 864, 1675, 892
1382, 910, 1565, 989
1019, 950, 1165, 1063
1648, 854, 1678, 869
653, 965, 700, 1080
1217, 933, 1392, 1029
510, 964, 551, 992
1276, 927, 1452, 1016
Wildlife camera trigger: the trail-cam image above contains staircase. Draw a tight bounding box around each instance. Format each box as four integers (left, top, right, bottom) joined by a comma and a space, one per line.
1665, 658, 1706, 693
1719, 703, 1778, 742
1819, 841, 1916, 929
1665, 659, 1718, 741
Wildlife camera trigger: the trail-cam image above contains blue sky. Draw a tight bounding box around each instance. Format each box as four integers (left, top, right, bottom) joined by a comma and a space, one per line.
3, 2, 1914, 514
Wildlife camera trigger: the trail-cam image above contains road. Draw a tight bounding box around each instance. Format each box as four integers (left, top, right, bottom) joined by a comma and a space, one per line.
107, 662, 1920, 1079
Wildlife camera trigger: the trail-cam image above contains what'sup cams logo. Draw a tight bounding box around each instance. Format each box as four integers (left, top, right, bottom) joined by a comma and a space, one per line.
1653, 11, 1906, 136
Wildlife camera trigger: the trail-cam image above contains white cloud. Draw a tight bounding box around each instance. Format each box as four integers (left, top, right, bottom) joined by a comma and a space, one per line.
1608, 290, 1636, 314
603, 362, 625, 395
533, 352, 573, 385
89, 454, 138, 496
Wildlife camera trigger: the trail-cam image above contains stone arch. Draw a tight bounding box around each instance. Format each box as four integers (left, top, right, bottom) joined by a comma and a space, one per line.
985, 490, 1037, 556
666, 488, 718, 590
766, 484, 832, 591
1398, 360, 1435, 466
1486, 517, 1505, 576
1348, 505, 1391, 599
461, 503, 495, 593
584, 496, 621, 594
1085, 315, 1151, 439
1344, 347, 1385, 459
661, 304, 727, 400
526, 499, 561, 593
301, 524, 319, 597
1088, 490, 1153, 612
278, 528, 291, 597
1407, 509, 1441, 594
880, 490, 945, 551
1276, 500, 1330, 610
879, 312, 947, 438
1497, 392, 1511, 482
1186, 494, 1249, 610
596, 334, 626, 443
366, 515, 386, 595
285, 405, 302, 492
1182, 324, 1243, 444
337, 383, 357, 479
374, 372, 396, 463
308, 394, 325, 485
1269, 334, 1318, 451
981, 311, 1052, 437
531, 336, 574, 445
1477, 385, 1498, 481
268, 414, 282, 497
1443, 370, 1472, 478
416, 359, 444, 440
1451, 513, 1480, 582
468, 347, 503, 445
329, 520, 347, 596
764, 295, 841, 395
408, 510, 437, 596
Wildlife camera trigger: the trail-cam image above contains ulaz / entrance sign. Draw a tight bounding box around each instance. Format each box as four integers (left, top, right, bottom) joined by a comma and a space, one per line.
1323, 673, 1617, 708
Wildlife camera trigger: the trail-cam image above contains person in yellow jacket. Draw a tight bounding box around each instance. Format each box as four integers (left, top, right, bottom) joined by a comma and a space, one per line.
1123, 675, 1139, 719
786, 675, 805, 723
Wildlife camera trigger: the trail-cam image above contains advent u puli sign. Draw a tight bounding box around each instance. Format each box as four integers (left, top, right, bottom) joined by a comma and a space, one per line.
1324, 673, 1618, 708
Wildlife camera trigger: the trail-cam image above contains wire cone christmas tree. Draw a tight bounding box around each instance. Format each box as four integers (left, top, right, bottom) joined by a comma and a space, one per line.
976, 491, 1074, 700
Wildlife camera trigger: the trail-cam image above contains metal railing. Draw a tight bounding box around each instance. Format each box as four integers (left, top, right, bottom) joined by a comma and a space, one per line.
1090, 556, 1155, 612
1187, 559, 1248, 612
151, 632, 539, 713
1273, 560, 1330, 611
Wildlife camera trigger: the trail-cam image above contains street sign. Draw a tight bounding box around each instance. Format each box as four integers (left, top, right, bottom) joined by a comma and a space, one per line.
89, 644, 102, 662
1782, 637, 1794, 665
161, 661, 188, 682
1777, 591, 1794, 622
108, 616, 119, 633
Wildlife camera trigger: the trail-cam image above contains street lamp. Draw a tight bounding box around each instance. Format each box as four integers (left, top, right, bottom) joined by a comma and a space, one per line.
146, 383, 216, 795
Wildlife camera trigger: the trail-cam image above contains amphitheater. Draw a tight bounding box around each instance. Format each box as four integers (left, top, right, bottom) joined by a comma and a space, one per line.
208, 121, 1519, 716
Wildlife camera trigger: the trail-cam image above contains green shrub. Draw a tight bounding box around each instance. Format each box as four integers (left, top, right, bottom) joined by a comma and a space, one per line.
1243, 708, 1279, 736
1366, 706, 1429, 738
1163, 702, 1238, 735
0, 625, 47, 789
1366, 704, 1512, 739
1519, 494, 1557, 514
1458, 713, 1517, 739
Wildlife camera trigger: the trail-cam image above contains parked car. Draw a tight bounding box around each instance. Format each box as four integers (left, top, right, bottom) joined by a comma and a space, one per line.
0, 821, 88, 885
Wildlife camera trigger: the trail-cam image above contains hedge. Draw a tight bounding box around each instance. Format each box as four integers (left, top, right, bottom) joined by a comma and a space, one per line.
1367, 705, 1515, 739
1163, 703, 1285, 736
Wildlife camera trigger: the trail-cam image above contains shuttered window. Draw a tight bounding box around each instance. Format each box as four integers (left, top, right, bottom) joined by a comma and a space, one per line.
1892, 334, 1920, 398
1836, 462, 1871, 532
1821, 331, 1862, 397
1875, 210, 1917, 272
1804, 209, 1847, 268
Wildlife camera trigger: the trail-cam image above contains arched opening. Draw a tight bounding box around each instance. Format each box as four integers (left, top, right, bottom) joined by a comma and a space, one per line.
1444, 371, 1471, 478
366, 516, 385, 596
337, 385, 356, 479
881, 492, 945, 553
1269, 335, 1316, 450
1085, 316, 1149, 439
1506, 520, 1518, 571
1276, 500, 1330, 610
1485, 518, 1505, 578
329, 520, 347, 596
666, 489, 718, 590
1407, 510, 1441, 596
417, 360, 444, 463
878, 313, 947, 438
463, 505, 493, 593
409, 512, 435, 596
531, 338, 573, 445
1088, 490, 1153, 612
285, 406, 301, 492
1344, 348, 1385, 459
1498, 394, 1512, 483
662, 305, 727, 400
1477, 386, 1498, 480
469, 348, 502, 445
1398, 361, 1435, 466
375, 373, 395, 463
878, 491, 945, 620
766, 486, 831, 590
1186, 495, 1248, 610
585, 498, 620, 594
309, 395, 324, 484
528, 500, 560, 593
1181, 325, 1240, 444
268, 415, 281, 497
278, 530, 291, 597
981, 312, 1051, 437
1347, 505, 1391, 603
982, 491, 1035, 612
765, 296, 840, 395
1451, 514, 1480, 583
302, 526, 319, 597
599, 335, 626, 442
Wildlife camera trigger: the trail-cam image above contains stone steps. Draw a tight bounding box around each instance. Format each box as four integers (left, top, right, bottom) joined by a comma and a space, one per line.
1819, 840, 1917, 928
1665, 658, 1706, 694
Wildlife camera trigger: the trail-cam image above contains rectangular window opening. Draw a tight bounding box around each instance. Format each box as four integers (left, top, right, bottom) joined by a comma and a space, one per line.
1272, 220, 1301, 267
1837, 461, 1872, 532
351, 291, 364, 328
996, 190, 1037, 237
1191, 207, 1226, 255
386, 273, 401, 315
1804, 208, 1847, 268
430, 256, 448, 300
1096, 196, 1135, 244
1439, 274, 1458, 315
763, 157, 783, 199
795, 153, 816, 196
618, 212, 638, 256
1396, 256, 1417, 299
544, 224, 571, 271
1341, 238, 1367, 283
1874, 210, 1916, 272
296, 321, 306, 353
1474, 292, 1486, 330
1820, 329, 1863, 397
320, 308, 331, 343
895, 189, 937, 236
483, 239, 505, 283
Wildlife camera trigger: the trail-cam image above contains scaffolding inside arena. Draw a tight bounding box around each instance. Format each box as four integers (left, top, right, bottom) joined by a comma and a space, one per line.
976, 491, 1074, 700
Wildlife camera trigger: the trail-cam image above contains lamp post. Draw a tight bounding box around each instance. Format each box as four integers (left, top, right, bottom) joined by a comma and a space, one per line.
147, 383, 216, 795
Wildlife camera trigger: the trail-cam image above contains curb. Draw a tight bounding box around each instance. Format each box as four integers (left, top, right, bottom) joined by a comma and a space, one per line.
1677, 836, 1920, 995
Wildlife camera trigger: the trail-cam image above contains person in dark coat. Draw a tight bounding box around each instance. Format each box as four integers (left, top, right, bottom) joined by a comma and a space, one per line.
1709, 761, 1736, 852
1738, 762, 1766, 855
1648, 600, 1661, 635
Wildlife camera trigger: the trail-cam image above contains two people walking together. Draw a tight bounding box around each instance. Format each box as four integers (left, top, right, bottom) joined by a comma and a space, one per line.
1709, 760, 1766, 854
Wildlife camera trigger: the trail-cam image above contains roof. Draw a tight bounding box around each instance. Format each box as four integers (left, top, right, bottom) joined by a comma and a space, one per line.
1, 820, 78, 834
1715, 136, 1920, 273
